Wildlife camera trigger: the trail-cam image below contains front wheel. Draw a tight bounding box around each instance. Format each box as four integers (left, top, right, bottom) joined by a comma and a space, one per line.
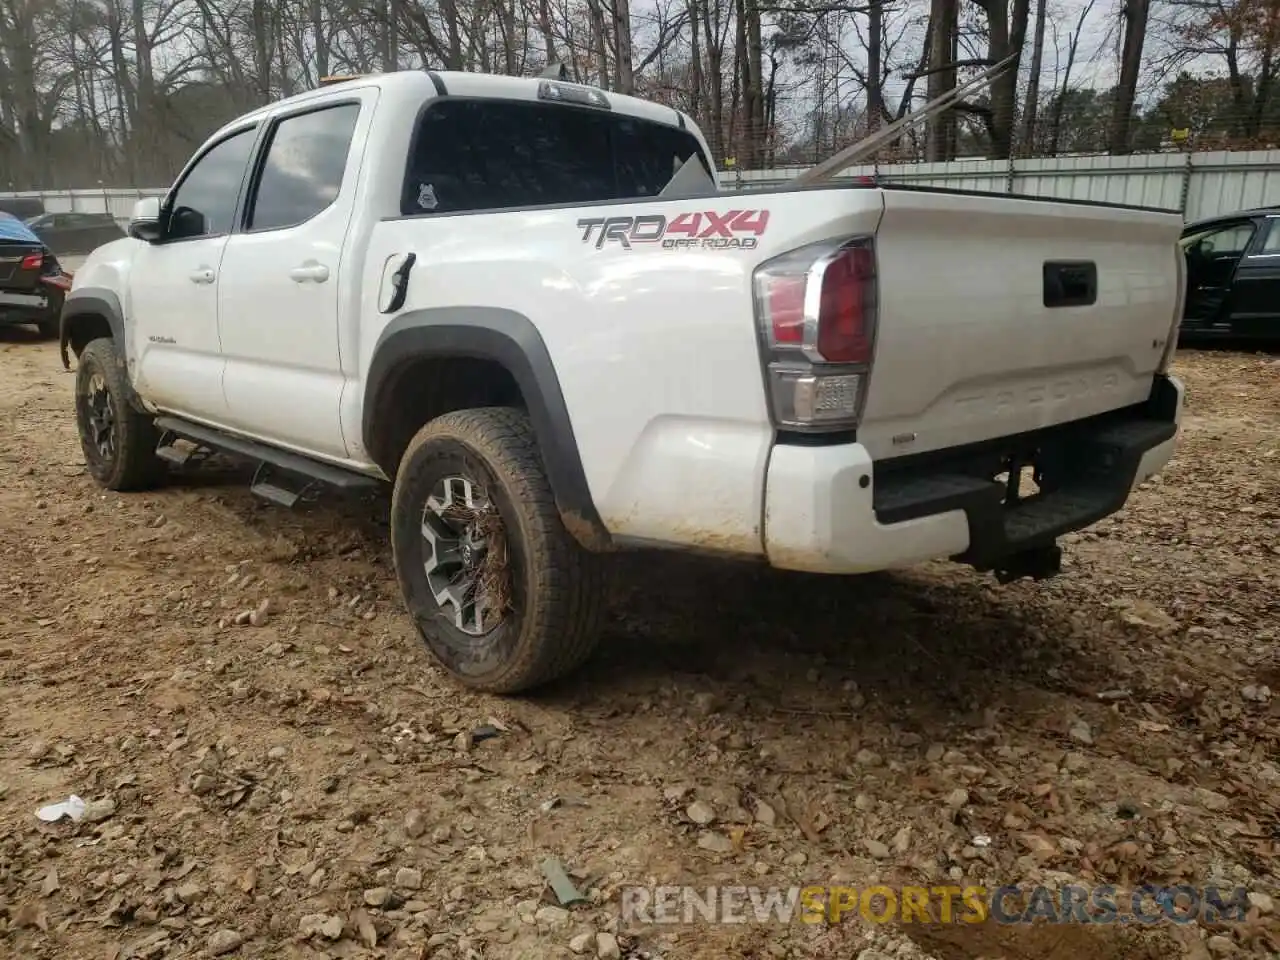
74, 337, 166, 491
390, 407, 607, 693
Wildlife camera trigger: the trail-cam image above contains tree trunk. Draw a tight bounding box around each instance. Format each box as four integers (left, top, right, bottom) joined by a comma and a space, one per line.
311, 0, 328, 78
732, 0, 747, 161
585, 0, 610, 88
612, 0, 634, 93
745, 0, 764, 165
700, 0, 726, 162
687, 0, 703, 121
925, 0, 957, 161
988, 0, 1031, 160
1048, 0, 1089, 155
537, 0, 558, 65
867, 0, 882, 134
1108, 0, 1148, 154
1020, 0, 1047, 153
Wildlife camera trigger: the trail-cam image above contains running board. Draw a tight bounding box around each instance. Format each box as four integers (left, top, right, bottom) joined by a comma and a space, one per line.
153, 417, 381, 503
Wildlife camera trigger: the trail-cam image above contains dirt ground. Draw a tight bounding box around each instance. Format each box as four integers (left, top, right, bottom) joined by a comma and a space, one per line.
1, 325, 1278, 960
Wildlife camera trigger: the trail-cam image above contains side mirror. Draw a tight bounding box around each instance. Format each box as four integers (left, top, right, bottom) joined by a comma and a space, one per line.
128, 197, 163, 242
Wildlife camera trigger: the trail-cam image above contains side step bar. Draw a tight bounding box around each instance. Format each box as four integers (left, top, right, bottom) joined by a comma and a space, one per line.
154, 416, 381, 507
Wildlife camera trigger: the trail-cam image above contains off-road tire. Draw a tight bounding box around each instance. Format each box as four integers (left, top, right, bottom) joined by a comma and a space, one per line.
74, 337, 166, 491
391, 407, 607, 693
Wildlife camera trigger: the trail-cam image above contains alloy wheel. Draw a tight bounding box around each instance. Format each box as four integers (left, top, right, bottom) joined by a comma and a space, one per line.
420, 474, 512, 636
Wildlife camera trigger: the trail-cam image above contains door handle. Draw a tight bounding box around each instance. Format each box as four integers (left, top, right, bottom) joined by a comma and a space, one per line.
289, 262, 330, 283
189, 267, 215, 284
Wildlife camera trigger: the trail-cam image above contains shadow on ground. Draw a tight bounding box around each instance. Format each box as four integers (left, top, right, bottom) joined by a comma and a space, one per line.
0, 323, 49, 344
902, 918, 1184, 960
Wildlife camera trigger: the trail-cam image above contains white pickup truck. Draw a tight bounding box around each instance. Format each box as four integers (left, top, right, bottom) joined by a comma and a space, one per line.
60, 69, 1185, 693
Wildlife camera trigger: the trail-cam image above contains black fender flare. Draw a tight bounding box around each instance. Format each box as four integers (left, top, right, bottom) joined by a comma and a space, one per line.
364, 307, 611, 551
59, 287, 145, 412
59, 287, 125, 369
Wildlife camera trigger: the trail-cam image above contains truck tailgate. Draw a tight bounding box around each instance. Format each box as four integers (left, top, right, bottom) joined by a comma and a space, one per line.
858, 189, 1183, 461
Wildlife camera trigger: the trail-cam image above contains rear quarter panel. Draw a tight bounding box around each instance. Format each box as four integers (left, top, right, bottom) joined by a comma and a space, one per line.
354, 190, 885, 553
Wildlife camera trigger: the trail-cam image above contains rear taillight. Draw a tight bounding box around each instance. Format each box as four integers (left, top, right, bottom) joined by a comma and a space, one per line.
20, 253, 43, 271
753, 237, 877, 431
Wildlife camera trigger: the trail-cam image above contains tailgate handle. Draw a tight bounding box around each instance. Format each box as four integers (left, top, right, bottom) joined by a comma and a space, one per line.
1043, 261, 1097, 308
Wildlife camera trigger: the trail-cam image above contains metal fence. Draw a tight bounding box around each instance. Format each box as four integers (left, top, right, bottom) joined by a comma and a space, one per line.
4, 149, 1279, 224
726, 150, 1280, 222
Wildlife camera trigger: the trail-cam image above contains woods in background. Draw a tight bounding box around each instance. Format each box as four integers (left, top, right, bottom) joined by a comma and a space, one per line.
1, 0, 1279, 189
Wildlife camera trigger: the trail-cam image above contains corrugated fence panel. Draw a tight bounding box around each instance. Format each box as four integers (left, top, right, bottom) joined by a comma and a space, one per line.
721, 150, 1280, 220
1012, 153, 1186, 210
0, 187, 166, 226
5, 150, 1280, 223
1184, 150, 1280, 222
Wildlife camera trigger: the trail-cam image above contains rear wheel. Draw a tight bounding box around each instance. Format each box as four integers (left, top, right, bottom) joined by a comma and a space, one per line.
74, 337, 166, 491
390, 407, 607, 693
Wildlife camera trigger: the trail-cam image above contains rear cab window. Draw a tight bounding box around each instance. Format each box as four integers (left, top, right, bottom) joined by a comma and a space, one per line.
400, 98, 710, 216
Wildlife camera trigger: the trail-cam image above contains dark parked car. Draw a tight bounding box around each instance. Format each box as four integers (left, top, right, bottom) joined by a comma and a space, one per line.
24, 211, 125, 256
0, 212, 69, 338
1180, 207, 1280, 341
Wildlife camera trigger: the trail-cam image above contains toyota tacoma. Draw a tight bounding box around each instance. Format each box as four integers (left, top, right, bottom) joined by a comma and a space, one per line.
59, 69, 1186, 693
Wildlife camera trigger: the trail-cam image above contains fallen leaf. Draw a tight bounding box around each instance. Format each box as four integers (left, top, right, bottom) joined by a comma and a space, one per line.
13, 900, 48, 931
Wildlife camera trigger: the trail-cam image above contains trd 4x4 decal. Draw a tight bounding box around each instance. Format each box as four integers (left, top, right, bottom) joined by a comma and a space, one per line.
576, 210, 770, 251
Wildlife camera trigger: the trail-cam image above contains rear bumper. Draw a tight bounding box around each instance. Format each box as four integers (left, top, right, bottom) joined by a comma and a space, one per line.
763, 374, 1184, 575
0, 288, 51, 324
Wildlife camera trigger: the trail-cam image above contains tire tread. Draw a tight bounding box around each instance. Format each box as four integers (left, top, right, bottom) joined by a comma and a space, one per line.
77, 337, 165, 491
393, 407, 606, 693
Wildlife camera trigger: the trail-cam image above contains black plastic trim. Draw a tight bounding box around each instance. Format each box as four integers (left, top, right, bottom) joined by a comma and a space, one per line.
426, 71, 448, 96
872, 375, 1180, 569
155, 416, 380, 489
777, 428, 858, 446
60, 287, 123, 363
1145, 371, 1181, 421
364, 307, 610, 550
1043, 260, 1097, 308
58, 287, 147, 410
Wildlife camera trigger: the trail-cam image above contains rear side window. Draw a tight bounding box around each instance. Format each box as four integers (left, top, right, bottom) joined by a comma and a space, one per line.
249, 103, 361, 231
401, 99, 709, 215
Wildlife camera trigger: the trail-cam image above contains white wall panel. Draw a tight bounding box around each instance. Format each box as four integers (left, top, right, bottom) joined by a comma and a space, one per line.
722, 150, 1280, 222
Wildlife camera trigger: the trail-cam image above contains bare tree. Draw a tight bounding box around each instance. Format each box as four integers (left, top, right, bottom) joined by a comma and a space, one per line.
1109, 0, 1149, 152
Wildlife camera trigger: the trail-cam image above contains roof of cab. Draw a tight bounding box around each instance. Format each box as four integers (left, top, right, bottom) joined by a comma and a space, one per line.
211, 69, 693, 144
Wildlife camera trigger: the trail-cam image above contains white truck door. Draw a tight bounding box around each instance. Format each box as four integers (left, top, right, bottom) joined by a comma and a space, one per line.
130, 124, 259, 419
216, 90, 375, 460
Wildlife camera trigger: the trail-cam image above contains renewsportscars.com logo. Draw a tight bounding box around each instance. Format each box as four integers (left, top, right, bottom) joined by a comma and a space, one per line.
577, 210, 770, 251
